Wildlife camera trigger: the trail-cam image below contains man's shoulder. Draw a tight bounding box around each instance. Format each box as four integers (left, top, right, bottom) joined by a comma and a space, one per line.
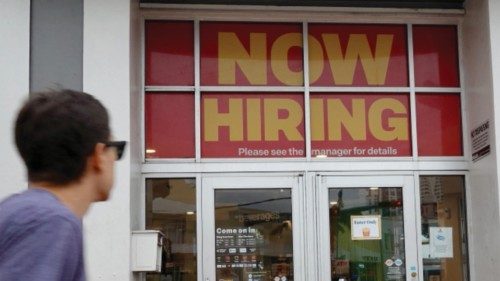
0, 189, 81, 232
0, 190, 85, 281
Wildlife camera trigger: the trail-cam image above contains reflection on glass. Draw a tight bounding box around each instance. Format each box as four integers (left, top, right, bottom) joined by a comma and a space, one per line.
146, 178, 197, 281
329, 187, 405, 281
215, 189, 293, 281
420, 176, 469, 281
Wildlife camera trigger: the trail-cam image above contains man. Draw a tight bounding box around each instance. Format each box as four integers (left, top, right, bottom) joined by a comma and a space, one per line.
0, 89, 126, 280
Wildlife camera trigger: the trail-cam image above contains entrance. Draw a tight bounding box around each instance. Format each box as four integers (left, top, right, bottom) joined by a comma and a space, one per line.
202, 175, 305, 281
201, 174, 421, 281
317, 175, 419, 281
144, 174, 469, 281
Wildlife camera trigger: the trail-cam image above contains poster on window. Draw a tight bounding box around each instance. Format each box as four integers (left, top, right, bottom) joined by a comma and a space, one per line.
351, 215, 382, 240
429, 227, 453, 258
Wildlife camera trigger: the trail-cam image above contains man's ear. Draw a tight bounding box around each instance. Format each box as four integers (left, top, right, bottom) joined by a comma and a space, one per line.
89, 143, 107, 172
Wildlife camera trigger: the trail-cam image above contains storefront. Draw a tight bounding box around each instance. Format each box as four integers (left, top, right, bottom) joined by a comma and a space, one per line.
5, 1, 500, 281
141, 9, 469, 281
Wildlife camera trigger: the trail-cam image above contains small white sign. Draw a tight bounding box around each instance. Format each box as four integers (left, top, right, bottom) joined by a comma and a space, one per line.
351, 215, 382, 240
429, 227, 453, 258
471, 120, 490, 162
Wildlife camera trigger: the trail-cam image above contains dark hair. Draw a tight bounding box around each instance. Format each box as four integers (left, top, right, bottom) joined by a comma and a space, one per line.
15, 89, 110, 185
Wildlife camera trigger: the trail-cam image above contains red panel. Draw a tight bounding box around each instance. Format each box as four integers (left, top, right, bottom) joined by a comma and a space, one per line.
201, 93, 305, 158
145, 92, 195, 158
201, 22, 303, 86
308, 24, 408, 87
416, 94, 462, 156
310, 93, 411, 157
413, 25, 460, 87
145, 21, 194, 86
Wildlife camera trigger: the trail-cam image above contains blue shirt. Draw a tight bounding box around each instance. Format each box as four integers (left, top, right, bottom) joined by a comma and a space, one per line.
0, 188, 85, 281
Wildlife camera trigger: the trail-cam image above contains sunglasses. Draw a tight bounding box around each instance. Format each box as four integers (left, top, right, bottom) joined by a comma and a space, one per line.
104, 141, 127, 160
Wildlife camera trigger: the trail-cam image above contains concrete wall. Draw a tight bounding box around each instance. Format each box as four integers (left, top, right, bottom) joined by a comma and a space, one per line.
463, 0, 500, 280
83, 0, 141, 280
0, 0, 30, 200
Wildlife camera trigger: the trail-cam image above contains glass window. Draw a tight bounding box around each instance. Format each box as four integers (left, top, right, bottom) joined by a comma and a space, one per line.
420, 176, 469, 281
145, 21, 194, 86
201, 22, 303, 86
146, 178, 197, 281
308, 24, 408, 87
416, 94, 462, 156
329, 187, 406, 281
201, 92, 305, 158
215, 189, 294, 281
413, 25, 460, 87
310, 93, 411, 157
145, 92, 195, 158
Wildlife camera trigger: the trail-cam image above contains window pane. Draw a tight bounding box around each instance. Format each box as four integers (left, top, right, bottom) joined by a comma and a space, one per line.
215, 189, 293, 281
329, 187, 406, 281
416, 94, 462, 156
420, 176, 469, 281
201, 92, 305, 158
413, 25, 459, 87
146, 178, 197, 281
145, 21, 194, 86
310, 93, 411, 157
145, 92, 195, 158
201, 22, 303, 86
308, 24, 408, 87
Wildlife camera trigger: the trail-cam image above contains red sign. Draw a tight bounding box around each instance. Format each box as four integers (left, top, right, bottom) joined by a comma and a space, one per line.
146, 92, 195, 158
201, 93, 411, 158
308, 24, 408, 86
202, 93, 305, 158
311, 93, 411, 157
201, 23, 407, 87
145, 22, 462, 158
416, 93, 462, 156
413, 25, 459, 87
145, 21, 194, 86
201, 22, 303, 86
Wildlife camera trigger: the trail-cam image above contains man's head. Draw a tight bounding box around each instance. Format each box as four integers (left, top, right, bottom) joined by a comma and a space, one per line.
15, 89, 122, 200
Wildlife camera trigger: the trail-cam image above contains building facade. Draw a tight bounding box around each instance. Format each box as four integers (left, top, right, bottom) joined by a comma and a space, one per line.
2, 1, 500, 281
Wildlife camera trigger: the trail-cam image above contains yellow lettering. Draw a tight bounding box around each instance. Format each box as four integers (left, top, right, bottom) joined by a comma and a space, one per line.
218, 32, 267, 85
327, 99, 366, 141
246, 99, 262, 141
369, 98, 408, 141
271, 33, 303, 85
308, 35, 324, 84
322, 34, 393, 85
310, 98, 325, 141
359, 34, 393, 85
264, 99, 304, 141
204, 98, 243, 141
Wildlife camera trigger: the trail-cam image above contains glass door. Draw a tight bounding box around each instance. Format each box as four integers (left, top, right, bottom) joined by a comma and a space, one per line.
317, 175, 419, 281
202, 175, 305, 281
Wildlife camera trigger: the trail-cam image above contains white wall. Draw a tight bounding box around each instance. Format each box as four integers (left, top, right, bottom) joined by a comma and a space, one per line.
463, 0, 500, 280
83, 0, 141, 280
0, 0, 30, 200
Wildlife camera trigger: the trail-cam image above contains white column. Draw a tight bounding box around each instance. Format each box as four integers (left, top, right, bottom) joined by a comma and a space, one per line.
83, 0, 141, 280
0, 0, 30, 200
463, 0, 500, 280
